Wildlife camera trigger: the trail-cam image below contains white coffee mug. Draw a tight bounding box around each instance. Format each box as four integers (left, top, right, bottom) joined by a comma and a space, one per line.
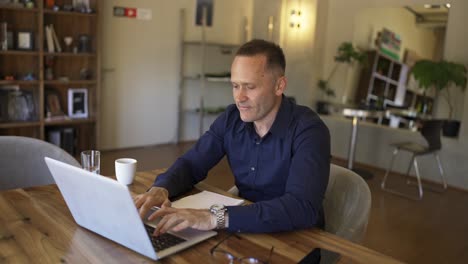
115, 158, 137, 185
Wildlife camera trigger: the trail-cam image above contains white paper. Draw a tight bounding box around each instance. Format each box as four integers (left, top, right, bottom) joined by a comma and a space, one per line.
172, 190, 244, 209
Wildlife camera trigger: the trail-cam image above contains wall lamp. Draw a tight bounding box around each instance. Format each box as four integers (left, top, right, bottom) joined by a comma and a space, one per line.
290, 9, 302, 28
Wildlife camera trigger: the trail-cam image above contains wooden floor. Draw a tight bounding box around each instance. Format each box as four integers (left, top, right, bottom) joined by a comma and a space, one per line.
101, 142, 468, 264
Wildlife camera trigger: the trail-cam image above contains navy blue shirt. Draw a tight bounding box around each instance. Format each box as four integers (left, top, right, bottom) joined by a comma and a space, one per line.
154, 97, 330, 233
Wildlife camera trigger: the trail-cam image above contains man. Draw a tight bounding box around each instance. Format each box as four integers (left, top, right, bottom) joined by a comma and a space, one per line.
135, 39, 330, 236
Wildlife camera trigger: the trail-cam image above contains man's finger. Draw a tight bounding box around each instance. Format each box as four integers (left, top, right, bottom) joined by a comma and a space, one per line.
171, 220, 189, 232
159, 215, 183, 234
134, 196, 145, 208
162, 199, 171, 208
139, 202, 153, 219
148, 207, 175, 221
154, 215, 169, 235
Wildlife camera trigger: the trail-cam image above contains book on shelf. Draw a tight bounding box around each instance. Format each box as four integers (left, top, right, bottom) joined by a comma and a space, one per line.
46, 127, 75, 155
47, 129, 61, 147
44, 24, 62, 53
45, 25, 54, 52
62, 128, 75, 155
50, 24, 62, 52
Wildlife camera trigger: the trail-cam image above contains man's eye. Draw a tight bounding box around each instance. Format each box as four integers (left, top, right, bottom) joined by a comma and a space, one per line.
247, 85, 255, 90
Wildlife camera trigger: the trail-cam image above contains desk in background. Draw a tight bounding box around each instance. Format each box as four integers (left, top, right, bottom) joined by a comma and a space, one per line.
0, 170, 402, 263
342, 108, 385, 179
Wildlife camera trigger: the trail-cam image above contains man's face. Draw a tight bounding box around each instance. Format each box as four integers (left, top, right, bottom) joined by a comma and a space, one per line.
230, 55, 284, 123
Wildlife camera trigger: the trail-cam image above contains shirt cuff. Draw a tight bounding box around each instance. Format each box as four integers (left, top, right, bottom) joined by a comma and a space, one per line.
225, 205, 254, 233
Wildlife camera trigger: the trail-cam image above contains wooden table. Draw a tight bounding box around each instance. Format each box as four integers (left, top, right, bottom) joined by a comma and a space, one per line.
0, 170, 403, 263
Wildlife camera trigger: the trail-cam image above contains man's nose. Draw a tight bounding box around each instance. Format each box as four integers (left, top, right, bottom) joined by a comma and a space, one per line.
235, 88, 247, 102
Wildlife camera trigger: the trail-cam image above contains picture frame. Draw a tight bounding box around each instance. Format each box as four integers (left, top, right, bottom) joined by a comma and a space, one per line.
195, 0, 213, 26
45, 88, 66, 118
16, 31, 34, 50
68, 88, 88, 118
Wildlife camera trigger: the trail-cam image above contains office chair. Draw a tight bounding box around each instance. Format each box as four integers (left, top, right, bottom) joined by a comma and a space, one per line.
0, 136, 80, 191
228, 164, 372, 242
381, 119, 447, 200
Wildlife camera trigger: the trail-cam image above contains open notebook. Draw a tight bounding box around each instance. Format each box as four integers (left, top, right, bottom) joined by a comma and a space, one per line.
172, 190, 244, 209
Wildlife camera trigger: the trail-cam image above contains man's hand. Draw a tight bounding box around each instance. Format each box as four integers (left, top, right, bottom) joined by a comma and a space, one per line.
148, 207, 217, 235
134, 187, 171, 219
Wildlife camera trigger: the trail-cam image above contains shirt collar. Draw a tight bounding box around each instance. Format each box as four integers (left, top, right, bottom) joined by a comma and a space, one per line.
268, 95, 291, 139
236, 95, 291, 139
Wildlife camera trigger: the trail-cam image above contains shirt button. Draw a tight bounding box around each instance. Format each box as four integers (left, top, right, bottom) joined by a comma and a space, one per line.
256, 141, 260, 145
251, 167, 255, 171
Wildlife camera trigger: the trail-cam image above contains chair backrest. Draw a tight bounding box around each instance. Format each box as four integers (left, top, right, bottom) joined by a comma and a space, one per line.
0, 136, 80, 191
420, 119, 443, 151
323, 164, 371, 243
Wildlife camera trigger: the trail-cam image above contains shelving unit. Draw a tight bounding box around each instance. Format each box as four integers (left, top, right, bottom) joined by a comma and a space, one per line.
177, 9, 239, 142
404, 74, 436, 114
356, 50, 409, 108
0, 1, 100, 156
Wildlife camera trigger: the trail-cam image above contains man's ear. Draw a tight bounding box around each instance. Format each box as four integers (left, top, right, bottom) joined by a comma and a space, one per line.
275, 76, 287, 96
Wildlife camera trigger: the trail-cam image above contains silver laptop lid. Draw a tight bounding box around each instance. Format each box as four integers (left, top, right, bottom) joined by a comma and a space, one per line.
44, 157, 157, 260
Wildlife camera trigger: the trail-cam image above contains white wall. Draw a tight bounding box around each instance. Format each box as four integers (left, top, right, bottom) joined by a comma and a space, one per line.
251, 0, 282, 43
100, 0, 182, 150
353, 8, 438, 61
278, 0, 321, 106
100, 0, 252, 149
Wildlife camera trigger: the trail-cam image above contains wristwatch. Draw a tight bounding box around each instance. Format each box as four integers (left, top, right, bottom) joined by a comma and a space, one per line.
209, 204, 227, 229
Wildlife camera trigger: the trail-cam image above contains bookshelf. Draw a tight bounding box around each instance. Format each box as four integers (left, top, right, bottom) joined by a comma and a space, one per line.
0, 0, 100, 156
355, 50, 409, 108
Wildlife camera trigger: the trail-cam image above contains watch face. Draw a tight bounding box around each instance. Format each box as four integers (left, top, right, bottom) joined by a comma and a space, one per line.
210, 204, 224, 212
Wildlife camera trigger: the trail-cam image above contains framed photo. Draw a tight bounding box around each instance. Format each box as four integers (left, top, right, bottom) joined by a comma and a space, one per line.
195, 0, 213, 26
16, 31, 34, 50
45, 88, 66, 118
68, 88, 88, 118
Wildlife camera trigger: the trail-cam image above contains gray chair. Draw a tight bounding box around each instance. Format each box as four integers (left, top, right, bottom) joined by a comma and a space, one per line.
324, 164, 371, 243
0, 136, 80, 191
228, 164, 372, 242
381, 119, 447, 200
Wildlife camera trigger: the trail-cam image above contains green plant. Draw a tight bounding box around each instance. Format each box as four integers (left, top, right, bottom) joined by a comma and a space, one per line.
318, 42, 367, 101
411, 60, 467, 119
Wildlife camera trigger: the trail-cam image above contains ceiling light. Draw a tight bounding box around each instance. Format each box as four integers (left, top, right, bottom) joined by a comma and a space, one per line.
445, 3, 451, 8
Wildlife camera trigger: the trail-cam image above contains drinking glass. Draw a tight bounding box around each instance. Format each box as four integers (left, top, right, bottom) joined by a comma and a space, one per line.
81, 150, 100, 174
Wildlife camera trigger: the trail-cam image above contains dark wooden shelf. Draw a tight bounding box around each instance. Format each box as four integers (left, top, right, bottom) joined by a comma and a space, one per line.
44, 118, 96, 126
43, 52, 96, 57
0, 50, 40, 56
0, 121, 41, 129
0, 80, 39, 85
0, 6, 39, 13
44, 80, 97, 85
43, 9, 97, 17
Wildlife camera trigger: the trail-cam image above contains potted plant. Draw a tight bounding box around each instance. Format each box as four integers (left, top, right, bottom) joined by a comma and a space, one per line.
411, 59, 467, 137
316, 42, 366, 114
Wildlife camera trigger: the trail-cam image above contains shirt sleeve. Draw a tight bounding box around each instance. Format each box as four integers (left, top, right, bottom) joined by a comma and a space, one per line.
153, 112, 227, 198
227, 117, 330, 233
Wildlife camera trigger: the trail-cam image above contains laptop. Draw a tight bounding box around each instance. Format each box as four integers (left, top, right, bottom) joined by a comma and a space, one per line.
44, 157, 217, 260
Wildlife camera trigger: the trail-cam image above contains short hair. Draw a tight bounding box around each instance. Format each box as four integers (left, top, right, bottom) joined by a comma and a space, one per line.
235, 39, 286, 75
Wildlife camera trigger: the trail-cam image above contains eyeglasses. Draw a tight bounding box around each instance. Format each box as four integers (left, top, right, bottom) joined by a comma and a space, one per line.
210, 233, 275, 264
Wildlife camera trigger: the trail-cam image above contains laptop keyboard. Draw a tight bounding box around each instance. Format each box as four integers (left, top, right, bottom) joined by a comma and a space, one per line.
144, 224, 187, 252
